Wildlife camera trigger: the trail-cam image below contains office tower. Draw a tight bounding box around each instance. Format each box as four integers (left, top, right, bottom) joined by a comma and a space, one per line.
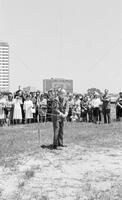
0, 42, 9, 92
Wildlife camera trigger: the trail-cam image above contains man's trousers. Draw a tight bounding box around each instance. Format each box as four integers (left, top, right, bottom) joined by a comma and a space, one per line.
103, 109, 111, 123
53, 119, 64, 147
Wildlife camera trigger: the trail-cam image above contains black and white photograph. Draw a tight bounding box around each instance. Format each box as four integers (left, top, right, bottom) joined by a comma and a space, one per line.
0, 0, 122, 199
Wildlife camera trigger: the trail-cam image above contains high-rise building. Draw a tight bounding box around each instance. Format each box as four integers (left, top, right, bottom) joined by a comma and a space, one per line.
0, 42, 9, 92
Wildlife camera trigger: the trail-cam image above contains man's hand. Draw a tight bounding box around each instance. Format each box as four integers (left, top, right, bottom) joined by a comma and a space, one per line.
59, 112, 66, 118
63, 113, 68, 118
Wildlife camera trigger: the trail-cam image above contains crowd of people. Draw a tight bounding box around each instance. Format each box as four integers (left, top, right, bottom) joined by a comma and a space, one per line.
0, 88, 122, 127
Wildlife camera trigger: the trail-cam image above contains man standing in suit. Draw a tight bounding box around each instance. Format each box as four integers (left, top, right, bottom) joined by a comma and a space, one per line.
52, 89, 69, 149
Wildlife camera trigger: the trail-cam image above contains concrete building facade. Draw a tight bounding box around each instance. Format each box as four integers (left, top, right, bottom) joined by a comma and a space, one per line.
43, 78, 73, 93
0, 42, 9, 92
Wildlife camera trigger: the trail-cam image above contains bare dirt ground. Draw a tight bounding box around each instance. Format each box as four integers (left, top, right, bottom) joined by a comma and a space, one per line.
0, 113, 122, 199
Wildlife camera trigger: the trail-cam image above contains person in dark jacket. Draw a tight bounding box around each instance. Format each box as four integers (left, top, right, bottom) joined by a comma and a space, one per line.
116, 92, 122, 121
52, 89, 69, 149
102, 89, 111, 123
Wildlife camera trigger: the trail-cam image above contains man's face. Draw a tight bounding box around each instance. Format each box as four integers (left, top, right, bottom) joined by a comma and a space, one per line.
75, 95, 79, 100
48, 91, 52, 97
59, 91, 65, 99
19, 91, 22, 96
36, 93, 40, 97
69, 95, 73, 100
26, 96, 30, 100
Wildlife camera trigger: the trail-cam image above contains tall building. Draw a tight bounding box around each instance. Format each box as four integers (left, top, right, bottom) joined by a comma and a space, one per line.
43, 78, 73, 93
0, 42, 9, 92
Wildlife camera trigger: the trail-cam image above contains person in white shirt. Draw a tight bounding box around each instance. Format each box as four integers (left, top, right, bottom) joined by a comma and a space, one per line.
13, 96, 22, 124
91, 93, 102, 123
23, 95, 34, 123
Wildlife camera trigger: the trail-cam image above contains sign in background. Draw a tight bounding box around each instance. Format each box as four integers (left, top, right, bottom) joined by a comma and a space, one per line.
43, 79, 73, 93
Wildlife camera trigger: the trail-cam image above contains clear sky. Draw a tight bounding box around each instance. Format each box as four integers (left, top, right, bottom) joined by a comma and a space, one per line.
0, 0, 122, 93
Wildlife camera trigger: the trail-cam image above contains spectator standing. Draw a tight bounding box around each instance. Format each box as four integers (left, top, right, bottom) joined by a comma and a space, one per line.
0, 92, 6, 126
91, 93, 102, 124
74, 94, 81, 121
87, 95, 93, 122
31, 92, 37, 123
102, 89, 111, 123
116, 92, 122, 121
81, 96, 88, 122
5, 94, 14, 125
23, 95, 34, 123
47, 89, 54, 122
67, 93, 74, 122
39, 93, 47, 123
13, 96, 22, 124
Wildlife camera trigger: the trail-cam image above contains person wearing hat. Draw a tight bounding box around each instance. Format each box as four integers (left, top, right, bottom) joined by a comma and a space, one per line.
52, 89, 69, 149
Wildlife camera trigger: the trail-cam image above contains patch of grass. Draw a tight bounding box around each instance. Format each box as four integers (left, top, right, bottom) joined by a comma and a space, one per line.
0, 120, 122, 163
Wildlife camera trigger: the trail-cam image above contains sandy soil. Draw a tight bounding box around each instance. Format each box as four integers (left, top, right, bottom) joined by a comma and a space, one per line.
0, 142, 122, 199
0, 117, 122, 199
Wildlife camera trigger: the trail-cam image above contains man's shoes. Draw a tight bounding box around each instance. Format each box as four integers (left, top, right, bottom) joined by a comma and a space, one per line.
59, 144, 67, 147
52, 145, 62, 150
52, 145, 57, 149
52, 144, 67, 150
53, 146, 61, 150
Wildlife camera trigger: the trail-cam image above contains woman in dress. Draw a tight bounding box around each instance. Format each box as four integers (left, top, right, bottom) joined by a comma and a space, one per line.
23, 95, 34, 124
13, 96, 22, 124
